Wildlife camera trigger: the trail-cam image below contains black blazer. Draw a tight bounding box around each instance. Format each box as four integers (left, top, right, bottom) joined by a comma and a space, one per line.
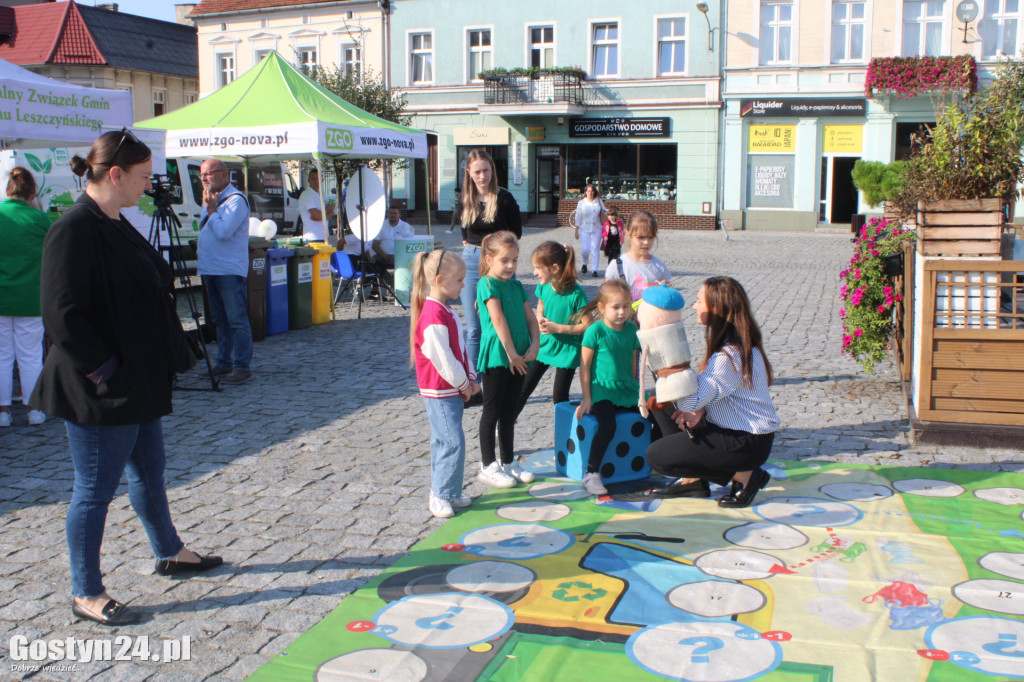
31, 194, 192, 425
459, 188, 522, 245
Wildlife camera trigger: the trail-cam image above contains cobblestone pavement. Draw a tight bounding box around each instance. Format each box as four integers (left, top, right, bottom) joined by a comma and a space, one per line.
1, 227, 1020, 681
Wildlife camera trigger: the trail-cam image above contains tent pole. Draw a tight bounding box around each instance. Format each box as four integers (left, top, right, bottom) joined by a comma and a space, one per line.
425, 155, 433, 236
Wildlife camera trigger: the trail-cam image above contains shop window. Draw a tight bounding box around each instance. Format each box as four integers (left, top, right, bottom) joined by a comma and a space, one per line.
468, 29, 492, 82
530, 25, 554, 68
592, 22, 619, 77
456, 145, 508, 191
759, 1, 793, 65
980, 0, 1021, 59
747, 154, 795, 208
894, 121, 934, 160
831, 1, 866, 63
657, 18, 687, 76
565, 144, 677, 201
902, 0, 944, 56
410, 32, 434, 84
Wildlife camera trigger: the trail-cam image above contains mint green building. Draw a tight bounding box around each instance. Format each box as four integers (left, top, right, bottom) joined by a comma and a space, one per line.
391, 0, 722, 228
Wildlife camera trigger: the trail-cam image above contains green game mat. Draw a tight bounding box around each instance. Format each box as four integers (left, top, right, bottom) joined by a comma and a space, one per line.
248, 461, 1024, 682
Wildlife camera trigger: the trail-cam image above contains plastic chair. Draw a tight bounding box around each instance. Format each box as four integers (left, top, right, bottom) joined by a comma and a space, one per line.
330, 251, 384, 309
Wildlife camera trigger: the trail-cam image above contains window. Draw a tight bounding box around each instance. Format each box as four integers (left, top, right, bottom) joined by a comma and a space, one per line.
255, 48, 272, 63
217, 53, 235, 87
297, 46, 317, 69
657, 17, 687, 75
152, 89, 165, 117
564, 144, 677, 200
342, 44, 361, 78
980, 0, 1021, 58
831, 1, 866, 62
902, 0, 944, 56
592, 22, 619, 77
529, 26, 554, 68
260, 18, 268, 29
760, 1, 793, 65
185, 92, 197, 105
467, 29, 492, 81
410, 32, 433, 84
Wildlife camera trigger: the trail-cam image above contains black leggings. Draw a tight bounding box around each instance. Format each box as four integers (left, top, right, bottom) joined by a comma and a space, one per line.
646, 407, 774, 486
480, 367, 526, 466
588, 401, 639, 474
515, 361, 575, 419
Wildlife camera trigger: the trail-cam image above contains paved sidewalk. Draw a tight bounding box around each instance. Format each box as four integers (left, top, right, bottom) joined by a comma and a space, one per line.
0, 227, 1020, 681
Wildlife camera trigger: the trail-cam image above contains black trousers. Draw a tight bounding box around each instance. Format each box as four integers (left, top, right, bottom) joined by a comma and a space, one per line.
646, 407, 774, 486
480, 367, 526, 466
515, 361, 575, 419
588, 401, 639, 474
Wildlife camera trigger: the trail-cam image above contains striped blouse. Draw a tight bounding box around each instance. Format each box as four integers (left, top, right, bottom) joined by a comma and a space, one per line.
675, 346, 780, 435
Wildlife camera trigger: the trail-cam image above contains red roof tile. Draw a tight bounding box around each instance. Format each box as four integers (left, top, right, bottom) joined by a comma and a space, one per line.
189, 0, 358, 18
0, 1, 105, 66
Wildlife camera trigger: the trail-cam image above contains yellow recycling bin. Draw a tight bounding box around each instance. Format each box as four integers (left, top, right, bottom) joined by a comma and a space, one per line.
310, 242, 336, 324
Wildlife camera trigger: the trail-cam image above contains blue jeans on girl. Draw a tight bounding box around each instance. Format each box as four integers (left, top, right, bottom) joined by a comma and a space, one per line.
459, 245, 481, 375
423, 396, 466, 500
65, 418, 184, 598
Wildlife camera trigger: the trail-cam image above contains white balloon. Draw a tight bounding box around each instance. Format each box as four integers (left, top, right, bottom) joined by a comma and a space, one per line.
258, 219, 277, 239
248, 217, 261, 234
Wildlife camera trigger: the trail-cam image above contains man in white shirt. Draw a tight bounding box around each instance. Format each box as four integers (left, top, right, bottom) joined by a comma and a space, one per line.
297, 169, 334, 242
372, 208, 416, 267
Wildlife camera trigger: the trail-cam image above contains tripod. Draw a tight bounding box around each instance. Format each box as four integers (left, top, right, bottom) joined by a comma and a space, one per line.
148, 200, 220, 391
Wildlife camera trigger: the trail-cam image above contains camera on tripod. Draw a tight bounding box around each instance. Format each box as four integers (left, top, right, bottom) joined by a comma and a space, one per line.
145, 174, 178, 210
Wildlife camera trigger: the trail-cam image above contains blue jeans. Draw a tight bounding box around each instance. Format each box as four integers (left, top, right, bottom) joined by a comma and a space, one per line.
459, 245, 481, 375
204, 274, 252, 372
423, 396, 466, 500
65, 419, 184, 598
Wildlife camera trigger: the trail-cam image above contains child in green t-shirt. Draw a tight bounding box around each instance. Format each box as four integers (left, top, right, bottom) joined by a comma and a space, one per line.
575, 279, 641, 495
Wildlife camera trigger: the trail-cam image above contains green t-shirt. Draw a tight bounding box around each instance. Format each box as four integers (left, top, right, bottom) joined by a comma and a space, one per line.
477, 275, 531, 372
582, 320, 640, 407
0, 199, 51, 317
535, 282, 587, 370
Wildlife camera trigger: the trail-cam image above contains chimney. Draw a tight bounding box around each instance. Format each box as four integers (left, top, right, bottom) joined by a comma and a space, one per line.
175, 4, 197, 25
96, 3, 119, 11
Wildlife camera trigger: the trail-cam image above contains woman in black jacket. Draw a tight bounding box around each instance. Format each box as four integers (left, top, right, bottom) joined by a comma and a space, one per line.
32, 130, 222, 626
457, 149, 522, 383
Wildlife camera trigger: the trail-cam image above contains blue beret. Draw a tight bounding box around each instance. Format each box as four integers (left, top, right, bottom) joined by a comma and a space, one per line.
641, 284, 684, 310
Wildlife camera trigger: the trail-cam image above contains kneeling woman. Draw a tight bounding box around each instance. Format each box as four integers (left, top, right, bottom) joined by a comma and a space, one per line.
645, 276, 779, 507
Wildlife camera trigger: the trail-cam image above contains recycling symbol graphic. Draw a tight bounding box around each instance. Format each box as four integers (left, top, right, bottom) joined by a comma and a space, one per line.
552, 581, 607, 602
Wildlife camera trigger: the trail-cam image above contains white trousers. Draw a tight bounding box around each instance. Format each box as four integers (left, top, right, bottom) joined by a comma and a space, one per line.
0, 316, 44, 406
579, 228, 602, 273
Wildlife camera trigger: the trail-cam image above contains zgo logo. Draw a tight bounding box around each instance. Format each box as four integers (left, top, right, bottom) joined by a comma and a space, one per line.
325, 128, 354, 150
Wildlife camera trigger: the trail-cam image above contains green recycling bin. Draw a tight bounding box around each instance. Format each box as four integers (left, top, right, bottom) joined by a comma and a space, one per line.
247, 237, 275, 342
286, 245, 316, 330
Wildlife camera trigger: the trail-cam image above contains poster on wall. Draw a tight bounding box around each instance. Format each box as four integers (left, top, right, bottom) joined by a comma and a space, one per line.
747, 154, 796, 209
748, 125, 796, 153
823, 124, 863, 154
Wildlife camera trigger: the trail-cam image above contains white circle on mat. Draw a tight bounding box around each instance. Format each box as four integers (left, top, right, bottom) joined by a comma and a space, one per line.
724, 522, 808, 550
497, 499, 571, 522
925, 616, 1024, 677
460, 523, 575, 560
755, 496, 861, 527
316, 649, 427, 682
372, 593, 513, 649
627, 621, 781, 682
527, 481, 590, 501
978, 552, 1024, 581
695, 549, 784, 581
819, 482, 893, 502
668, 581, 767, 618
445, 561, 536, 593
974, 487, 1024, 506
952, 579, 1024, 615
892, 479, 965, 497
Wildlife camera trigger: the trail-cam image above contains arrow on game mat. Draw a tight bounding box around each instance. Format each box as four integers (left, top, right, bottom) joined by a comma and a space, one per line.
769, 564, 796, 574
917, 649, 950, 661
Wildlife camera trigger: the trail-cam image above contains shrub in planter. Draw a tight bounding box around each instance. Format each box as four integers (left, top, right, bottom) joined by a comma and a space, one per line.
851, 160, 906, 208
839, 217, 915, 373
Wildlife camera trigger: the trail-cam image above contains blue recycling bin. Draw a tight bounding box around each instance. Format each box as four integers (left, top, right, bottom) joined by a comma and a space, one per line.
266, 247, 293, 336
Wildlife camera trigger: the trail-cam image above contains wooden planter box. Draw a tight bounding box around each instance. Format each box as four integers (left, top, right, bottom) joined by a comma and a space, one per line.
916, 198, 1005, 257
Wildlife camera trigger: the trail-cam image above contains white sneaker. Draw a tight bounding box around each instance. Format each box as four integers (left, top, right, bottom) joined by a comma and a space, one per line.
0, 412, 10, 427
478, 462, 516, 488
27, 410, 46, 425
503, 460, 535, 484
582, 472, 608, 496
428, 493, 455, 519
451, 496, 473, 509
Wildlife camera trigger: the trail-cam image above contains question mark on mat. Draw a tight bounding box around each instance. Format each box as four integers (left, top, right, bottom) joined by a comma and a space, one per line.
792, 504, 826, 519
982, 633, 1024, 658
414, 606, 464, 631
678, 636, 725, 664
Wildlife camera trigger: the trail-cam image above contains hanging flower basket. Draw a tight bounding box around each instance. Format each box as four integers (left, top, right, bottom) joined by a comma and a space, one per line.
865, 56, 977, 100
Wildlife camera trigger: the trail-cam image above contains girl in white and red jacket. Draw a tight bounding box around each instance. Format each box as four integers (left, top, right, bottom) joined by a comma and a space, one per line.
411, 249, 481, 518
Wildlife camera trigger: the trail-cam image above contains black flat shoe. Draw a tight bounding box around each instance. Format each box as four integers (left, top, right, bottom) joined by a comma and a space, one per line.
72, 599, 142, 626
718, 468, 771, 508
154, 553, 224, 576
647, 478, 711, 498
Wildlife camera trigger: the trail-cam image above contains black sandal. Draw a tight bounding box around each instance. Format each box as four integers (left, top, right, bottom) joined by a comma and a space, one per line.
72, 599, 142, 626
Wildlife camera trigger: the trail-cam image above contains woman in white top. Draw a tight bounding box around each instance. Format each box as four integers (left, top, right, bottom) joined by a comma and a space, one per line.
573, 184, 606, 277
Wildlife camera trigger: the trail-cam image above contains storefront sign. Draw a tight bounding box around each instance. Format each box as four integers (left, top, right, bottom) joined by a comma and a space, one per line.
453, 126, 510, 145
823, 124, 863, 154
537, 145, 560, 158
527, 126, 546, 141
740, 98, 867, 118
747, 154, 796, 209
513, 141, 523, 185
748, 124, 796, 153
569, 117, 671, 138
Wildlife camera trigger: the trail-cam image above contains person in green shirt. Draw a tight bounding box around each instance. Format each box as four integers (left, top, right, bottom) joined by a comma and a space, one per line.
515, 241, 588, 418
575, 279, 641, 495
0, 166, 51, 427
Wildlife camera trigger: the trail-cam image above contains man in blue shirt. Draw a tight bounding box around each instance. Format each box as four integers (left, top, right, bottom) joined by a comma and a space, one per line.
197, 159, 252, 384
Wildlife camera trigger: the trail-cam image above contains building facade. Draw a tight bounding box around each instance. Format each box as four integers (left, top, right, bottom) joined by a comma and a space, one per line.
0, 0, 198, 123
391, 0, 722, 228
187, 0, 385, 99
721, 0, 1011, 231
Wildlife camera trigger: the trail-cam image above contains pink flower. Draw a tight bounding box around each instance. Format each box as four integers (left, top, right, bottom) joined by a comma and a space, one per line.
854, 328, 863, 337
854, 269, 862, 279
882, 286, 893, 295
878, 305, 886, 312
840, 308, 846, 317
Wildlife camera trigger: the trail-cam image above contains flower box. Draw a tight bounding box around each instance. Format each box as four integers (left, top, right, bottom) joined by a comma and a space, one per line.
865, 56, 977, 100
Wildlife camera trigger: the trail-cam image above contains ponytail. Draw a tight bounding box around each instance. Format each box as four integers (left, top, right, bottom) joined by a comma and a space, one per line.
6, 166, 37, 200
532, 240, 578, 294
409, 251, 431, 365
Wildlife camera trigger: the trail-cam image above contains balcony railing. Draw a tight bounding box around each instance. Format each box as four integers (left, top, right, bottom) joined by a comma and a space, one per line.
483, 72, 585, 106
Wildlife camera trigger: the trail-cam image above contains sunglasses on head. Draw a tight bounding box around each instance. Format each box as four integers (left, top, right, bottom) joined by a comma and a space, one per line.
110, 127, 139, 165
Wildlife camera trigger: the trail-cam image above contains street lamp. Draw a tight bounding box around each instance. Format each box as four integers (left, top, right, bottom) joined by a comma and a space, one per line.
696, 2, 713, 52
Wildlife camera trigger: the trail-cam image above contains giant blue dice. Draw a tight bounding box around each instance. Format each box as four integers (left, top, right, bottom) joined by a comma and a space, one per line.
554, 401, 651, 483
